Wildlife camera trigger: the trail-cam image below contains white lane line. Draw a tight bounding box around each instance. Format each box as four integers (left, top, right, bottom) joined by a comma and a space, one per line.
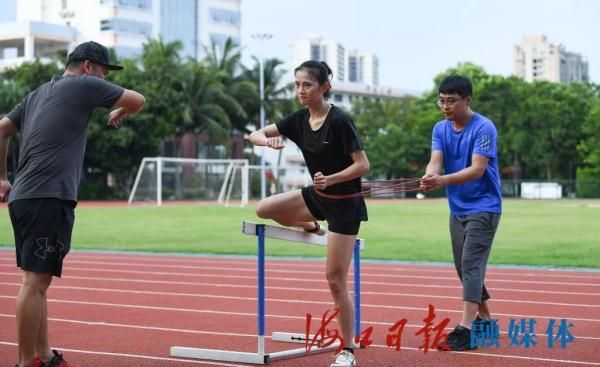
1, 294, 599, 323
1, 339, 598, 366
48, 260, 600, 286
368, 344, 600, 366
0, 281, 597, 309
2, 271, 597, 297
1, 263, 597, 288
0, 341, 249, 366
53, 255, 600, 279
0, 312, 597, 341
3, 251, 596, 277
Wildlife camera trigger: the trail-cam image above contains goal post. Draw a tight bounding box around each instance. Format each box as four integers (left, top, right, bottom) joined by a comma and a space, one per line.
128, 157, 249, 207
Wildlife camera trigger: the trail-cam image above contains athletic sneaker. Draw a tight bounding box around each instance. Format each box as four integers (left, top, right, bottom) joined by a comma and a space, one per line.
330, 350, 356, 367
45, 350, 76, 367
444, 325, 477, 351
15, 357, 46, 367
474, 316, 500, 338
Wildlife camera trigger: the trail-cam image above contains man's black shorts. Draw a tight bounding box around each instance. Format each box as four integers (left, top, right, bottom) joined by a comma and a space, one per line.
301, 186, 367, 236
8, 198, 75, 277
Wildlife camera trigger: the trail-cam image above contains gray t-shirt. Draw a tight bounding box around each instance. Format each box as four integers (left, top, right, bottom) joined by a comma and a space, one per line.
7, 75, 124, 203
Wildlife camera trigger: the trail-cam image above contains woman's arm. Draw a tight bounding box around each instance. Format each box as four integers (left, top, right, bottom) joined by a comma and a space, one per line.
313, 150, 370, 190
248, 124, 285, 149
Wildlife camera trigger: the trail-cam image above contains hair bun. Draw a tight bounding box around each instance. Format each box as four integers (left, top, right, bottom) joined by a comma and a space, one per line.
320, 61, 333, 75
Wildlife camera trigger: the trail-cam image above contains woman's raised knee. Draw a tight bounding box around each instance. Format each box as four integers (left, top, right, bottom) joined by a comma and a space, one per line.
255, 200, 272, 219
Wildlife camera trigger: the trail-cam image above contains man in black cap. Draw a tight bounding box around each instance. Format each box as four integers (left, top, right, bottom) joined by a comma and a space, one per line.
0, 41, 145, 367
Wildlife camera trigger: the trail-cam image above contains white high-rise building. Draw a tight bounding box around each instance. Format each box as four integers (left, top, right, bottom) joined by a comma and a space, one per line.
292, 36, 381, 86
291, 36, 346, 82
513, 35, 589, 83
160, 0, 240, 60
347, 49, 378, 86
0, 0, 241, 70
291, 36, 409, 110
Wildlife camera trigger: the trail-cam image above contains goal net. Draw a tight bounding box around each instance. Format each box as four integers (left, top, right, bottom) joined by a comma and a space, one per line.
128, 157, 249, 207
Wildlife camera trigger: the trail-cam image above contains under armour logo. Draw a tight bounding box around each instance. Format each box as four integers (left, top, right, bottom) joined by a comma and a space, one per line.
35, 238, 66, 260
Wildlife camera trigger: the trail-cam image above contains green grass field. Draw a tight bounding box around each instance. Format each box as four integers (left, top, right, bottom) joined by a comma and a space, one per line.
1, 199, 599, 268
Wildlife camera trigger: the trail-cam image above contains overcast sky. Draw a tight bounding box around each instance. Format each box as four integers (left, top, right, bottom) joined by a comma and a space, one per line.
241, 0, 599, 92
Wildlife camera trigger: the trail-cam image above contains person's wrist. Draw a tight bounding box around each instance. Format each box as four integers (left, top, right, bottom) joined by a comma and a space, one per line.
439, 175, 447, 187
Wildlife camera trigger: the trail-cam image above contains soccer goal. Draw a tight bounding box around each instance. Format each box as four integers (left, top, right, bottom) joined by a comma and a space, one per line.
128, 157, 249, 207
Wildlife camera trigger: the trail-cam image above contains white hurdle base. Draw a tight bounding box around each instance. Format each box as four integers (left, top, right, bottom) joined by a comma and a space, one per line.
272, 332, 361, 348
170, 347, 268, 364
171, 341, 339, 365
170, 221, 364, 365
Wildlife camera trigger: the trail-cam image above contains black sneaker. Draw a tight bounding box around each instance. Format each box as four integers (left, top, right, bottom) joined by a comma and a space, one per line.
45, 350, 76, 367
443, 325, 477, 351
473, 316, 500, 339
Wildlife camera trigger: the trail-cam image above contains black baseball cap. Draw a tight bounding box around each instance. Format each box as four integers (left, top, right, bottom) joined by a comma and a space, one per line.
67, 41, 123, 70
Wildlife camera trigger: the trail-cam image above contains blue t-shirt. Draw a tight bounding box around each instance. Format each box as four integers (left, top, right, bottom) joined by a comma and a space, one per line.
431, 112, 502, 216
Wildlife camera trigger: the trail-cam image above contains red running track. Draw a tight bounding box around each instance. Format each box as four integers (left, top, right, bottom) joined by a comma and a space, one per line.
0, 249, 599, 367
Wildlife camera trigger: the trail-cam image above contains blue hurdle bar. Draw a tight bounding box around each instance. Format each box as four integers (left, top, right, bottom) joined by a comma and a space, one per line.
353, 238, 361, 344
256, 224, 362, 350
257, 224, 266, 354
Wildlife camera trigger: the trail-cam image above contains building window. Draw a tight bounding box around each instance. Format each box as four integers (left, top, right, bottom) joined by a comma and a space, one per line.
348, 56, 358, 82
209, 8, 241, 26
310, 45, 320, 60
334, 94, 343, 102
337, 44, 345, 81
100, 0, 151, 10
100, 18, 152, 36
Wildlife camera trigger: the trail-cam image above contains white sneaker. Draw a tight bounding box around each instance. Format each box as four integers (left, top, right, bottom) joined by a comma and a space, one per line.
330, 350, 356, 367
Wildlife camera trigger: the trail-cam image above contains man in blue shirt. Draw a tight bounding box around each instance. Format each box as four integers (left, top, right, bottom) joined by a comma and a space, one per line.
421, 75, 502, 351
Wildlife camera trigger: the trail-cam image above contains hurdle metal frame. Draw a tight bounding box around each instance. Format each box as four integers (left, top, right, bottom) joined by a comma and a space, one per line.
170, 221, 364, 364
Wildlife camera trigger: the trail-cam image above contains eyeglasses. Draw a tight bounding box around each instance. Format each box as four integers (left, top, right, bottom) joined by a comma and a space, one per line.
436, 97, 463, 108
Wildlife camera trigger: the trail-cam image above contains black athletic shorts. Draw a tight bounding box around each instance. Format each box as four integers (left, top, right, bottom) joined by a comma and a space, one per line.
8, 198, 76, 277
301, 186, 367, 236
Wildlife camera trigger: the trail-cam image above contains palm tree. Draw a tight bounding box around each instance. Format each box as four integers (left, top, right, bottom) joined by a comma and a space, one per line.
180, 60, 247, 156
178, 60, 247, 193
243, 57, 295, 129
203, 38, 257, 133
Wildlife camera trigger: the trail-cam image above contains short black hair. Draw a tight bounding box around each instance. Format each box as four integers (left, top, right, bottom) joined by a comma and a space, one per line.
439, 75, 472, 98
294, 60, 333, 99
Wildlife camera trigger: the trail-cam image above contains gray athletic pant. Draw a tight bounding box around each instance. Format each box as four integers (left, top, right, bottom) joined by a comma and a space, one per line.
449, 212, 501, 304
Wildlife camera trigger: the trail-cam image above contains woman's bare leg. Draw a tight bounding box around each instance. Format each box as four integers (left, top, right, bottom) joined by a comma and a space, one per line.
255, 190, 325, 234
325, 232, 356, 348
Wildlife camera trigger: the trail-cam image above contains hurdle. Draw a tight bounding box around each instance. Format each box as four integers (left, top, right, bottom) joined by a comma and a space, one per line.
170, 221, 364, 364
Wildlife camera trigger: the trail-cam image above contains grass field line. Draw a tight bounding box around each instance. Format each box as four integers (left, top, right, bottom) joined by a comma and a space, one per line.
1, 281, 598, 309
44, 253, 600, 278
1, 313, 598, 342
1, 271, 597, 296
2, 261, 596, 287
0, 341, 248, 367
1, 293, 599, 323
